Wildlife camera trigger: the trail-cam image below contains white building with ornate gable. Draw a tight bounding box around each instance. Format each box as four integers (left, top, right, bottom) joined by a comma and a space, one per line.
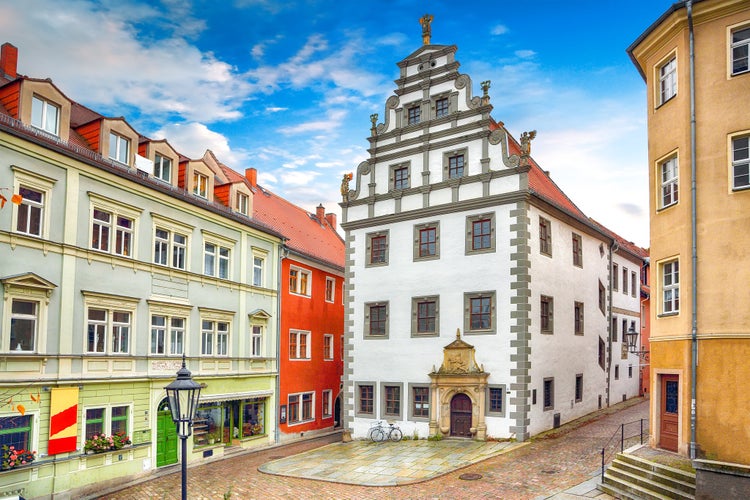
339, 20, 643, 442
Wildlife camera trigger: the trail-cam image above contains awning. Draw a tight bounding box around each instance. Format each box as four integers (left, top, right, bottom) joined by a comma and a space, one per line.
199, 390, 273, 403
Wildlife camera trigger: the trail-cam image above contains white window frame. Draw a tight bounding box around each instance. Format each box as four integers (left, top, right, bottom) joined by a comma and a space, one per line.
153, 154, 172, 183
250, 324, 263, 357
148, 300, 191, 356
152, 214, 193, 271
31, 95, 59, 136
11, 166, 56, 240
662, 259, 680, 315
252, 249, 267, 287
731, 134, 750, 190
659, 56, 677, 105
659, 155, 679, 209
109, 132, 130, 164
289, 329, 311, 360
236, 192, 249, 215
83, 292, 138, 355
83, 404, 132, 442
287, 391, 315, 425
88, 194, 141, 258
193, 172, 209, 198
2, 275, 54, 354
322, 389, 333, 419
289, 265, 312, 297
325, 277, 335, 303
730, 24, 750, 76
323, 334, 334, 361
201, 319, 229, 356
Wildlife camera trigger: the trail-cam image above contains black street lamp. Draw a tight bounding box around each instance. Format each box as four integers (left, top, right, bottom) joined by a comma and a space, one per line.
165, 355, 202, 500
625, 324, 650, 360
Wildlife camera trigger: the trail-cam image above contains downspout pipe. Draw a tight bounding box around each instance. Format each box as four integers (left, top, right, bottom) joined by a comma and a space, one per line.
275, 244, 288, 445
607, 240, 619, 407
687, 0, 699, 460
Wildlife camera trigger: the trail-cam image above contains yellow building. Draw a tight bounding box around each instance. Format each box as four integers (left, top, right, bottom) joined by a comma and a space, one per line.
628, 0, 750, 465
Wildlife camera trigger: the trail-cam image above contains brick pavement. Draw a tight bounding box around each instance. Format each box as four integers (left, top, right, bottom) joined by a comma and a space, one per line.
100, 398, 648, 500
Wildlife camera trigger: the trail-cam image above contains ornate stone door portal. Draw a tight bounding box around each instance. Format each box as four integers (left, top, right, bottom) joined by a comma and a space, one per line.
429, 329, 489, 440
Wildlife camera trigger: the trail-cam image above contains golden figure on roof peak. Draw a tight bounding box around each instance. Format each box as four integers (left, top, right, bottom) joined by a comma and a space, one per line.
420, 13, 434, 45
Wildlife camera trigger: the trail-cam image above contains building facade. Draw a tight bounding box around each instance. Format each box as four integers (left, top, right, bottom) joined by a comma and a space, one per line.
340, 28, 642, 442
249, 171, 345, 442
628, 0, 750, 465
0, 43, 283, 498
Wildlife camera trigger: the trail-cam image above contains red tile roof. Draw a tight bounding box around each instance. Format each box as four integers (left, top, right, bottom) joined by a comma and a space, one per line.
221, 166, 345, 271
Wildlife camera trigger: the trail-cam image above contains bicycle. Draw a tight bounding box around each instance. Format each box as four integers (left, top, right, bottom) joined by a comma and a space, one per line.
368, 421, 403, 442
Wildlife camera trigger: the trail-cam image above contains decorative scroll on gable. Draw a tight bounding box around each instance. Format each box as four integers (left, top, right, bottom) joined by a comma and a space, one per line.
432, 329, 485, 375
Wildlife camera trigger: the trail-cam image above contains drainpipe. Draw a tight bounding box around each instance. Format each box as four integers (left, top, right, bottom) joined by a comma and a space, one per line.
607, 240, 619, 407
687, 0, 698, 460
275, 244, 288, 445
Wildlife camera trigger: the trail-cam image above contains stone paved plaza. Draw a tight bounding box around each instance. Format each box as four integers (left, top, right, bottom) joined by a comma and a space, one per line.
97, 398, 648, 500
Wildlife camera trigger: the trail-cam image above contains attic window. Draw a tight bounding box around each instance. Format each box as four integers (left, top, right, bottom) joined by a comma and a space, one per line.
109, 133, 129, 164
31, 95, 59, 136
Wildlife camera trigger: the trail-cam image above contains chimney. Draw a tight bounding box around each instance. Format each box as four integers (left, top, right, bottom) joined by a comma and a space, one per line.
1, 43, 18, 79
316, 204, 325, 223
245, 167, 257, 188
325, 212, 337, 230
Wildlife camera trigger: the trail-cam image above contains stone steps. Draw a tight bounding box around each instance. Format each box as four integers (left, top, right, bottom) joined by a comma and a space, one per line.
601, 452, 696, 499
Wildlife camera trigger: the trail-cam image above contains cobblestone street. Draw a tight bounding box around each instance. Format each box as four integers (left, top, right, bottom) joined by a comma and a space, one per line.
100, 398, 648, 500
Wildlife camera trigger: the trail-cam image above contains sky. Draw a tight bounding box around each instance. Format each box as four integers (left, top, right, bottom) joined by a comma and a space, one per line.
0, 0, 675, 248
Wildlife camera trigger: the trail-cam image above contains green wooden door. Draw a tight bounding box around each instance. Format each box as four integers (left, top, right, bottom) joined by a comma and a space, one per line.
156, 411, 178, 467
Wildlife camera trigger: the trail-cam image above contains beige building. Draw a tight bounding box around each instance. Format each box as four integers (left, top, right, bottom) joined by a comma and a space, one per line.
628, 0, 750, 468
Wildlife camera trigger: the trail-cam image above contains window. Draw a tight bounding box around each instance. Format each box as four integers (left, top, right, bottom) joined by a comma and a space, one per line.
109, 132, 129, 164
543, 378, 554, 411
614, 365, 620, 380
251, 325, 263, 357
356, 384, 374, 416
575, 374, 583, 403
540, 295, 553, 334
154, 154, 172, 183
31, 95, 59, 135
410, 385, 430, 420
366, 230, 389, 267
10, 299, 37, 352
85, 405, 129, 440
613, 263, 619, 291
464, 291, 496, 334
201, 320, 229, 356
289, 266, 311, 296
154, 228, 187, 270
382, 384, 402, 419
629, 365, 634, 379
322, 390, 333, 418
598, 337, 606, 370
412, 296, 439, 336
0, 415, 32, 453
204, 243, 230, 279
86, 308, 131, 354
91, 208, 135, 257
662, 260, 680, 314
631, 271, 637, 297
240, 398, 265, 438
252, 256, 264, 287
16, 186, 44, 237
622, 319, 628, 341
236, 192, 249, 215
193, 172, 208, 198
598, 281, 606, 315
539, 217, 552, 256
287, 392, 314, 424
289, 330, 310, 359
659, 57, 677, 105
622, 268, 628, 295
325, 277, 335, 303
612, 317, 618, 342
393, 165, 409, 190
732, 135, 750, 190
435, 97, 449, 118
413, 222, 440, 261
448, 154, 464, 179
365, 302, 388, 338
150, 315, 185, 355
572, 233, 582, 267
467, 214, 495, 253
324, 334, 334, 360
407, 106, 420, 125
574, 301, 584, 335
660, 156, 679, 208
487, 386, 506, 416
731, 26, 750, 75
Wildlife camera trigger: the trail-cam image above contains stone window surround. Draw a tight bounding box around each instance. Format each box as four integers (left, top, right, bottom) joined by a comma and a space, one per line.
442, 147, 469, 181
411, 295, 440, 337
486, 384, 507, 417
82, 291, 140, 355
11, 165, 57, 241
413, 221, 440, 261
355, 381, 376, 417
543, 377, 555, 411
364, 301, 389, 339
380, 382, 403, 420
465, 212, 496, 255
365, 230, 389, 267
463, 290, 497, 335
408, 383, 431, 422
389, 161, 411, 191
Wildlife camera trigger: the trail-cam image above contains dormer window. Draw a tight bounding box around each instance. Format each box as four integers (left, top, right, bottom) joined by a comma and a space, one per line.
109, 133, 129, 164
193, 172, 209, 198
236, 192, 249, 215
154, 154, 172, 183
31, 95, 59, 136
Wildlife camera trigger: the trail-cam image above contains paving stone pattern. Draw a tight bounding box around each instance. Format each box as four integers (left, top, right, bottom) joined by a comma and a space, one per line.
100, 398, 648, 500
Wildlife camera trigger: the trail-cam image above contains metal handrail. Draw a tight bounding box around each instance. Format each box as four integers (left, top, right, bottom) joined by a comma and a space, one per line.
600, 418, 648, 481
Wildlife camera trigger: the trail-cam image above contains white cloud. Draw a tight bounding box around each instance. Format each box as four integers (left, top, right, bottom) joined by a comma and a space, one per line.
515, 50, 536, 59
265, 106, 288, 113
491, 24, 509, 35
277, 109, 348, 135
152, 122, 248, 166
281, 170, 320, 186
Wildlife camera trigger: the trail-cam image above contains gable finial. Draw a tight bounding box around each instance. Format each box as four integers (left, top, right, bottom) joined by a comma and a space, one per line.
456, 328, 461, 340
420, 13, 434, 45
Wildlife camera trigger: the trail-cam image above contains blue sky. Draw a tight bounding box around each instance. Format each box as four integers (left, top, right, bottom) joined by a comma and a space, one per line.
0, 0, 674, 247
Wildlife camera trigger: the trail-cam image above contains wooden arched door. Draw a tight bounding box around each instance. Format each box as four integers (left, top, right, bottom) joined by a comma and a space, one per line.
450, 393, 472, 437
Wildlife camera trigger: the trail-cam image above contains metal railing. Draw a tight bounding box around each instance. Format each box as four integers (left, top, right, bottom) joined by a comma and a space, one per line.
600, 418, 649, 481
